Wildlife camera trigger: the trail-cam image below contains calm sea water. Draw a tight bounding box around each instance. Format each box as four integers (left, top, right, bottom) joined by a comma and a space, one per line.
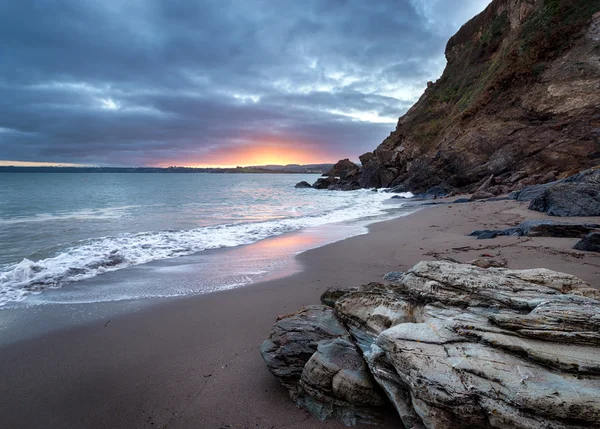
0, 173, 411, 307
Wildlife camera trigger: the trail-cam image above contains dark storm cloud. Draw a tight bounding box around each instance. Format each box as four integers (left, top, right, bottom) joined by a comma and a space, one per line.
0, 0, 491, 166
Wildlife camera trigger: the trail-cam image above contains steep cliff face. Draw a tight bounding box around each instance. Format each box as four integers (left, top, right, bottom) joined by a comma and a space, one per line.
333, 0, 600, 194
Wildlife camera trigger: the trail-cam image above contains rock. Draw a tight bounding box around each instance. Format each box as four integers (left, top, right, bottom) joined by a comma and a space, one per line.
358, 159, 395, 189
358, 152, 375, 165
320, 287, 356, 308
260, 305, 349, 395
467, 258, 507, 268
416, 185, 449, 199
452, 198, 471, 203
469, 229, 503, 239
295, 181, 312, 188
382, 271, 404, 283
504, 220, 600, 238
574, 232, 600, 252
470, 220, 600, 240
263, 261, 600, 428
470, 191, 495, 200
334, 283, 418, 347
312, 176, 339, 190
529, 183, 600, 216
298, 338, 386, 425
323, 159, 360, 180
260, 305, 388, 425
476, 174, 494, 192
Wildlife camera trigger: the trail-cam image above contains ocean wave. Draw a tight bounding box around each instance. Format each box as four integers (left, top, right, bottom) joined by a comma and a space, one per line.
0, 190, 409, 306
0, 205, 141, 225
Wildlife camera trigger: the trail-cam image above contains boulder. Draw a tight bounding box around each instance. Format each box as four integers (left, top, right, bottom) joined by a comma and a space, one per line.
470, 191, 495, 200
529, 183, 600, 216
298, 338, 386, 425
469, 220, 600, 239
262, 261, 600, 428
260, 305, 349, 394
312, 176, 339, 190
503, 220, 600, 238
358, 152, 375, 165
323, 159, 360, 180
320, 287, 356, 308
574, 232, 600, 252
359, 159, 395, 189
295, 181, 312, 188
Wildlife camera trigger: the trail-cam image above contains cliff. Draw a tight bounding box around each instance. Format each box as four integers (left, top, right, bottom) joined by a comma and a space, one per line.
325, 0, 600, 194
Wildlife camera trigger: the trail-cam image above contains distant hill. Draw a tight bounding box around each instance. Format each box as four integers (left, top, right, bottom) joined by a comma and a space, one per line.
0, 164, 333, 174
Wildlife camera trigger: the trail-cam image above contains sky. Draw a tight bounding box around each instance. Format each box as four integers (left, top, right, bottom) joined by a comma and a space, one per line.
0, 0, 491, 167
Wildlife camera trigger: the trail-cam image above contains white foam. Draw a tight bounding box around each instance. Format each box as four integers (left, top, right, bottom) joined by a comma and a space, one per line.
0, 190, 408, 306
0, 205, 139, 225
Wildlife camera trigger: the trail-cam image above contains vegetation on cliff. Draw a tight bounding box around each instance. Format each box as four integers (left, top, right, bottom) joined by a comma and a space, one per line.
325, 0, 600, 194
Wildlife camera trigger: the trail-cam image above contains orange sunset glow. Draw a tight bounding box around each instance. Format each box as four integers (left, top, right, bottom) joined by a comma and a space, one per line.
157, 144, 337, 168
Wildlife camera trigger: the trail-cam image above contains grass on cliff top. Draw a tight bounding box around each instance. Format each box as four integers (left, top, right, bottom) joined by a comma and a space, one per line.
403, 0, 600, 151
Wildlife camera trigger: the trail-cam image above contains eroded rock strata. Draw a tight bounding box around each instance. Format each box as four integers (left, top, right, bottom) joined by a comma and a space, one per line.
313, 0, 600, 194
261, 261, 600, 428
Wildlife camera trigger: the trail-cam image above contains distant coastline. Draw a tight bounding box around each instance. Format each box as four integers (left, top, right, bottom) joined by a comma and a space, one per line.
0, 164, 333, 174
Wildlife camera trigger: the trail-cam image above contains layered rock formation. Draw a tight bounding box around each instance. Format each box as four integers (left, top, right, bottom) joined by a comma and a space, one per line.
318, 0, 600, 193
261, 261, 600, 428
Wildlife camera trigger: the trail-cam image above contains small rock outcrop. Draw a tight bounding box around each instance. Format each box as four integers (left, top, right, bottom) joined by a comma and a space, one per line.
469, 219, 600, 240
529, 182, 600, 216
260, 305, 386, 425
574, 232, 600, 252
295, 181, 312, 188
261, 261, 600, 428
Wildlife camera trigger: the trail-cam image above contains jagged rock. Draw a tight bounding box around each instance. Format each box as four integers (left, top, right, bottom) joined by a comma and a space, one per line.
476, 174, 495, 192
470, 220, 600, 239
359, 152, 375, 165
298, 338, 386, 425
320, 287, 356, 308
382, 271, 404, 283
529, 183, 600, 216
419, 186, 449, 199
311, 1, 600, 195
295, 181, 312, 188
467, 258, 507, 268
469, 229, 503, 239
470, 191, 495, 200
263, 262, 600, 428
323, 159, 360, 180
312, 176, 339, 190
260, 305, 387, 424
504, 220, 600, 238
359, 159, 394, 189
260, 305, 349, 394
574, 232, 600, 252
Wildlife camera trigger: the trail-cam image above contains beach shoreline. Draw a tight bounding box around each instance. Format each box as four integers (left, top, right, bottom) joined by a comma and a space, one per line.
1, 198, 599, 429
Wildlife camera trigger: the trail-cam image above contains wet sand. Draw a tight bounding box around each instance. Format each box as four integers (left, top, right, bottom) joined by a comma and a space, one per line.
1, 198, 599, 429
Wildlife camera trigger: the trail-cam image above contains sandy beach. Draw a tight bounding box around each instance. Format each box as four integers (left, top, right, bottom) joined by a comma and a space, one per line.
1, 198, 599, 429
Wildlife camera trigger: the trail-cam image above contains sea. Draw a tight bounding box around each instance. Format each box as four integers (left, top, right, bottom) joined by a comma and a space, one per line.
0, 173, 414, 314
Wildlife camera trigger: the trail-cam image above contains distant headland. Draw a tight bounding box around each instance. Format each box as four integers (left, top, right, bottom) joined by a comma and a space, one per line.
0, 164, 334, 174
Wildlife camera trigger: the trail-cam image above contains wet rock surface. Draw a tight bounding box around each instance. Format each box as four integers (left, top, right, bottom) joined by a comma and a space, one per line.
574, 232, 600, 253
261, 261, 600, 428
469, 220, 600, 240
529, 182, 600, 217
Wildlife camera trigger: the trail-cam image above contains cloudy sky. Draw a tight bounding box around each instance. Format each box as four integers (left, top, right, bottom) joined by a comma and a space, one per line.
0, 0, 490, 167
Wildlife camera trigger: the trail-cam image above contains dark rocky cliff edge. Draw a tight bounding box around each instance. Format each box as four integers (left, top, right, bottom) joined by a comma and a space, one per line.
316, 0, 600, 194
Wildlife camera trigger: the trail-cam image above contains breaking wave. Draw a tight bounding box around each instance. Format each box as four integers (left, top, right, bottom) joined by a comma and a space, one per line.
0, 191, 412, 306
